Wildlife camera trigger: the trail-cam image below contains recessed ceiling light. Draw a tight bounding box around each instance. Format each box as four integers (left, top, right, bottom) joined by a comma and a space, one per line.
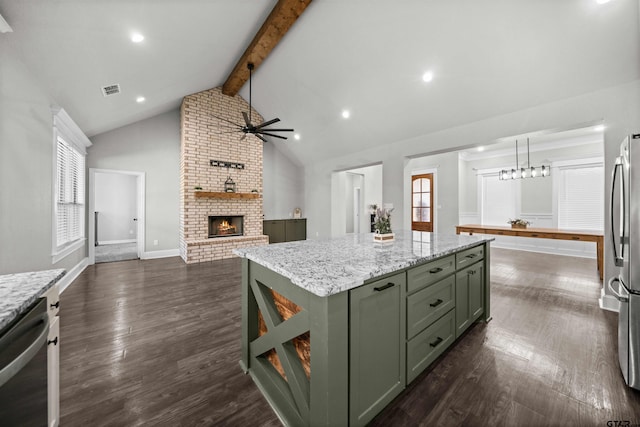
422, 71, 434, 83
477, 146, 485, 152
131, 33, 144, 43
594, 125, 605, 132
294, 134, 301, 141
596, 0, 612, 4
341, 110, 350, 119
136, 96, 145, 103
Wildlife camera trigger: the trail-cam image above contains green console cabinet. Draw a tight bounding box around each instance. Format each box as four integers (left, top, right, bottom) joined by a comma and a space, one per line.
349, 273, 406, 427
263, 219, 306, 243
455, 261, 485, 338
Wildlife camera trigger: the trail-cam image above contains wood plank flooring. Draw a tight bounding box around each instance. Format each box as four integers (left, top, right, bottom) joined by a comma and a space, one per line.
59, 248, 640, 426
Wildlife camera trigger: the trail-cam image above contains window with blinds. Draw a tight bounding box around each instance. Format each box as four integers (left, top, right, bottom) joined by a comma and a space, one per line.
55, 136, 85, 249
557, 164, 604, 231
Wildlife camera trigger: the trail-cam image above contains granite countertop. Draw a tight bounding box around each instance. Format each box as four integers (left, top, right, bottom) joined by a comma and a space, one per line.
0, 269, 66, 331
234, 231, 493, 297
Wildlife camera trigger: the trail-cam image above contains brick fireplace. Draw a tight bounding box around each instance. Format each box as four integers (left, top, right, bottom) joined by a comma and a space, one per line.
179, 87, 268, 263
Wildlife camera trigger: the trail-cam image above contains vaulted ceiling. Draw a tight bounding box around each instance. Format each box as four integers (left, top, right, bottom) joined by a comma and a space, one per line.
0, 0, 638, 166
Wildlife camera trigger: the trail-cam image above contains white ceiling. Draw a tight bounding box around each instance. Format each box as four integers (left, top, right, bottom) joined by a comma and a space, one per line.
0, 0, 637, 167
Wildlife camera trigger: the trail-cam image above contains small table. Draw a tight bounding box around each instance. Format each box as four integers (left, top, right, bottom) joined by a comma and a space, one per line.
456, 224, 604, 280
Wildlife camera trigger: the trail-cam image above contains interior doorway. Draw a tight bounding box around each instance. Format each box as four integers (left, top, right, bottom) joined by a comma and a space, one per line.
88, 169, 145, 264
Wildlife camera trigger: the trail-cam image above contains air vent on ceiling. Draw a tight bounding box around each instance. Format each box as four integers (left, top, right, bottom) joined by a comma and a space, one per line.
101, 84, 121, 97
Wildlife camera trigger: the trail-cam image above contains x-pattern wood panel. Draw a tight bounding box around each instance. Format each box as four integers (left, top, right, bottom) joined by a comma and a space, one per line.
249, 278, 310, 418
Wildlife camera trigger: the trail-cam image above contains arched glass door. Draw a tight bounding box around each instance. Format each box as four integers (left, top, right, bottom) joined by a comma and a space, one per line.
411, 173, 434, 232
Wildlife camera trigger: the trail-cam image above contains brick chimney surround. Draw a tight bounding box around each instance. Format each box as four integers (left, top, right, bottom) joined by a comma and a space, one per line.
180, 87, 268, 263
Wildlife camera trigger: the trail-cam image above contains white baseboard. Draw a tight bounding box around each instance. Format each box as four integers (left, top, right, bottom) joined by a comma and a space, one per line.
599, 288, 620, 312
97, 239, 136, 245
58, 257, 89, 294
140, 249, 180, 260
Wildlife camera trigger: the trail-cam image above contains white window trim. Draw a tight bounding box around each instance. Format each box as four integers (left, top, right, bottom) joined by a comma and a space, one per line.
476, 167, 521, 225
551, 156, 604, 229
51, 106, 92, 264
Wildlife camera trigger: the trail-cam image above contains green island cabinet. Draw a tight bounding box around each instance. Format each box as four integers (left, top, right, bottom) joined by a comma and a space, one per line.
240, 241, 490, 426
263, 219, 307, 243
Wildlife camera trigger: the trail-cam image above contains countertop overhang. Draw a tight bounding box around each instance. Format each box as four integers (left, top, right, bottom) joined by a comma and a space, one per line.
234, 231, 493, 297
0, 269, 65, 330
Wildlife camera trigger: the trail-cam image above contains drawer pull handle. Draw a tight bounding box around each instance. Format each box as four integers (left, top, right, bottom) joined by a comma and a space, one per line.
48, 337, 58, 346
465, 254, 477, 259
374, 282, 395, 292
50, 301, 60, 309
468, 270, 476, 275
572, 236, 580, 240
429, 267, 443, 274
429, 299, 443, 307
429, 337, 443, 348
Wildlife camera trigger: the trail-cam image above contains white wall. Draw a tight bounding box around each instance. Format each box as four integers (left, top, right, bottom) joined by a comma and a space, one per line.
0, 38, 85, 274
95, 172, 137, 243
263, 141, 306, 220
405, 152, 459, 234
88, 110, 180, 252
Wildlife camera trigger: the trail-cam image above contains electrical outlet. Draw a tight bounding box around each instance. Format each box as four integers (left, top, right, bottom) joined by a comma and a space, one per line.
153, 240, 158, 246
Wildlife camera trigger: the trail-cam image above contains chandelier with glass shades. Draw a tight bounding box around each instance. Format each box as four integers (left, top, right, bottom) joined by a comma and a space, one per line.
499, 138, 550, 180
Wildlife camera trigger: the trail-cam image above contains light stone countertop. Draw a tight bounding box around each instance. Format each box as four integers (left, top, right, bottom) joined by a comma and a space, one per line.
234, 231, 493, 297
0, 269, 66, 331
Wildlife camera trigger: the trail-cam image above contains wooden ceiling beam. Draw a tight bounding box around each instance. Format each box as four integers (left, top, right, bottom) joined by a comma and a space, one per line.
222, 0, 312, 97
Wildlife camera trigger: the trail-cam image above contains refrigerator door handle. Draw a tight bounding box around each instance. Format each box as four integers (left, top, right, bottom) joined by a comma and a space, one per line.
608, 276, 629, 303
611, 161, 624, 267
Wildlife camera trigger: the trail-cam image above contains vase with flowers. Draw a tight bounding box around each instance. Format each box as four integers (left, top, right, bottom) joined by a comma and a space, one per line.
373, 206, 394, 242
508, 218, 530, 229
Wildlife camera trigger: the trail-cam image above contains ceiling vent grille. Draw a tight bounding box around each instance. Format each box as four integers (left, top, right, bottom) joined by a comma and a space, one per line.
101, 84, 121, 97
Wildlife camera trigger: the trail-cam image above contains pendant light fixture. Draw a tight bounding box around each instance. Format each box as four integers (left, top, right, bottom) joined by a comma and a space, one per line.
499, 138, 550, 180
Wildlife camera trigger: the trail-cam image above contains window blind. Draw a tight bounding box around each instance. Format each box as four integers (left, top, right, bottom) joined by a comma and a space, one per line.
557, 165, 603, 231
56, 137, 85, 249
481, 174, 516, 226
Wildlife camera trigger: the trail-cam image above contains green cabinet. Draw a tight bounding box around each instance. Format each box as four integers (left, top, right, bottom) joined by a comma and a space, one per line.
263, 219, 306, 243
406, 309, 455, 383
349, 273, 406, 427
285, 219, 307, 241
455, 261, 485, 338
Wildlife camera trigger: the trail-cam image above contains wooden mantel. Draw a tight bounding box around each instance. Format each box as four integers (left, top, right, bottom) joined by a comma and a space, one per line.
456, 224, 604, 280
194, 191, 260, 200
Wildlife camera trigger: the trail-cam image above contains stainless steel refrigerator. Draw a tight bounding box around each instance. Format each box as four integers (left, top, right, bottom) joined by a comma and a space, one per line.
608, 133, 640, 390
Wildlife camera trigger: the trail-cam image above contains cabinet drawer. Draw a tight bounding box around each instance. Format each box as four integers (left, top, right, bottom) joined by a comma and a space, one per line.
407, 275, 455, 339
407, 255, 455, 294
42, 283, 60, 320
407, 309, 455, 384
455, 245, 484, 269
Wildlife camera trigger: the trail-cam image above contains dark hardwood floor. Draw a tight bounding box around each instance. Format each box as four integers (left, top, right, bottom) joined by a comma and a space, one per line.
59, 248, 640, 426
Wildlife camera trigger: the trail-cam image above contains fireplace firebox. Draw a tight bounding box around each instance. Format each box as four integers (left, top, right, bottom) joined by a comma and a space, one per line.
209, 216, 244, 238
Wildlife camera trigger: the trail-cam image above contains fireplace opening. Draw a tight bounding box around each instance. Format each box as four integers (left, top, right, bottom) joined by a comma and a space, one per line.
209, 216, 244, 238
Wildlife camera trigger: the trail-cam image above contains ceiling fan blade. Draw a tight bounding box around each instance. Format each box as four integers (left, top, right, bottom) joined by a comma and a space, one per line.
255, 134, 268, 142
260, 132, 288, 140
210, 114, 243, 128
242, 111, 252, 127
240, 133, 247, 141
259, 128, 294, 132
254, 118, 280, 130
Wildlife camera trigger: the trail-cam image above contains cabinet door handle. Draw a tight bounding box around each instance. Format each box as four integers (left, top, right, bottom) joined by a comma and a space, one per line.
50, 301, 60, 309
374, 282, 395, 292
465, 253, 477, 259
429, 299, 443, 307
429, 267, 443, 274
429, 337, 443, 348
48, 337, 58, 346
468, 270, 476, 275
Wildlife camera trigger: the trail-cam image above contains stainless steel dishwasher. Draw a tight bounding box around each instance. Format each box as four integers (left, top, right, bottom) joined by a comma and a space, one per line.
0, 298, 49, 426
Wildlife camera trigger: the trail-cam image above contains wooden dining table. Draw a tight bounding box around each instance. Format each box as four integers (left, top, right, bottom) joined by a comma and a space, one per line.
455, 224, 604, 280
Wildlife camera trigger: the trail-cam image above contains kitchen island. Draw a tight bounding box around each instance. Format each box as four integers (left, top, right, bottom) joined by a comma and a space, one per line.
234, 231, 493, 426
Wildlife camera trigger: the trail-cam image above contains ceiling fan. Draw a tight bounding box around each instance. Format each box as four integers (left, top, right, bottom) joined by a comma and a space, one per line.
213, 63, 294, 142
